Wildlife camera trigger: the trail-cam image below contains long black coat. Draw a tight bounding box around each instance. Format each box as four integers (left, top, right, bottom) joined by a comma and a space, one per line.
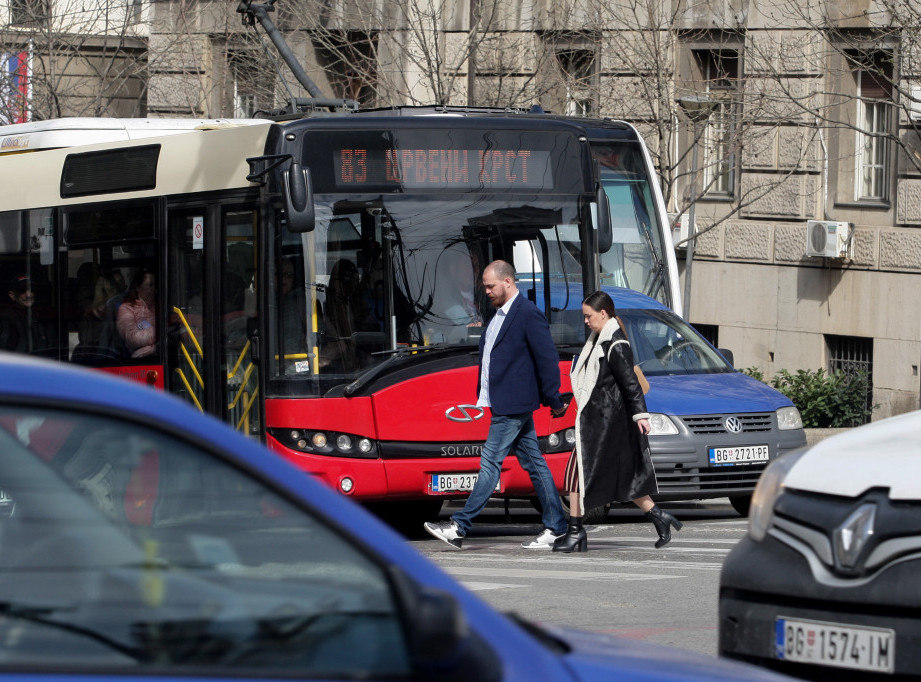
571, 318, 657, 510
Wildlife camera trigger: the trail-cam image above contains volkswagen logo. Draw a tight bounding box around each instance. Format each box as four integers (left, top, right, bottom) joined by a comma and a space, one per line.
724, 416, 743, 434
446, 405, 485, 422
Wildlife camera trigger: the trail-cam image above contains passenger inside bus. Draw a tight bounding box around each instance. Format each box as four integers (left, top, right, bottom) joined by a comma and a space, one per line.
425, 247, 483, 344
277, 257, 307, 357
0, 275, 55, 356
117, 269, 157, 359
76, 267, 126, 350
319, 259, 371, 372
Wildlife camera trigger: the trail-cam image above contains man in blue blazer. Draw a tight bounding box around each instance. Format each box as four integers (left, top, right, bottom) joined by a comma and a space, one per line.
424, 260, 568, 549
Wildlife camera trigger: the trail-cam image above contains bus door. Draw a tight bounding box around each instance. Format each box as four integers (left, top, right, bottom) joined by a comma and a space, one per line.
165, 204, 262, 437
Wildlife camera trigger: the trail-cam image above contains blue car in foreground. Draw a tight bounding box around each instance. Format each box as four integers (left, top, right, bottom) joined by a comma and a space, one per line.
0, 354, 789, 681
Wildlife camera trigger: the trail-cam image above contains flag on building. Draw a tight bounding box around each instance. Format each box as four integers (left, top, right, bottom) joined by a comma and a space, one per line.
2, 50, 32, 124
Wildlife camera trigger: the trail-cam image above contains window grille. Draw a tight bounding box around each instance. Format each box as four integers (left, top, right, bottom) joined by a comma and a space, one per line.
826, 334, 873, 425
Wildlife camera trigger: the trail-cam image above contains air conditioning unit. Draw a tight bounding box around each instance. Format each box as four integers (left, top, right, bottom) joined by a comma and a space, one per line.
805, 220, 853, 258
669, 213, 696, 248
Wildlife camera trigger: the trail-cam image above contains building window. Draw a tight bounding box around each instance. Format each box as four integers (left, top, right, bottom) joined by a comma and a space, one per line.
128, 0, 142, 25
230, 52, 265, 119
692, 323, 719, 348
826, 334, 874, 426
694, 50, 738, 197
312, 31, 377, 106
9, 0, 48, 25
554, 48, 595, 117
851, 52, 892, 202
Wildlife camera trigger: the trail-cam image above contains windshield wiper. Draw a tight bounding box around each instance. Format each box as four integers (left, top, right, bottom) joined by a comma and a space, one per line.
343, 343, 474, 397
0, 601, 143, 661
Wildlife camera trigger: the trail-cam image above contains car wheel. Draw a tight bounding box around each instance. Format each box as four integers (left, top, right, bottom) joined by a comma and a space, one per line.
729, 494, 751, 517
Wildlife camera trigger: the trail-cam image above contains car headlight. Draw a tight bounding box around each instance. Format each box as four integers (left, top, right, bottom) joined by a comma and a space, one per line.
647, 413, 679, 436
776, 405, 803, 430
748, 448, 809, 542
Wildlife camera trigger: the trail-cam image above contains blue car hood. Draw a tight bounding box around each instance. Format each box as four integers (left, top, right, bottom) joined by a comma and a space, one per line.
646, 371, 792, 416
547, 624, 792, 681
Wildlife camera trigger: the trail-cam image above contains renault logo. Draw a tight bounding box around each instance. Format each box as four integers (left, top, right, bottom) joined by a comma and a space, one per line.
446, 405, 485, 422
834, 503, 876, 569
724, 416, 743, 433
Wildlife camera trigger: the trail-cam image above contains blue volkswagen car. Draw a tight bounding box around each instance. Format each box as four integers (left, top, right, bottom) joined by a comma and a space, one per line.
597, 288, 807, 520
0, 353, 790, 681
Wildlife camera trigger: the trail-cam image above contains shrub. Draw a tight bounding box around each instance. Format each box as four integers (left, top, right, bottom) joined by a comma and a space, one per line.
741, 367, 874, 428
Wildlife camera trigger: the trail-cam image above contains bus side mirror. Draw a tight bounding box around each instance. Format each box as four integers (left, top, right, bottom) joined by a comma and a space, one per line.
718, 348, 734, 367
283, 162, 315, 233
595, 185, 613, 253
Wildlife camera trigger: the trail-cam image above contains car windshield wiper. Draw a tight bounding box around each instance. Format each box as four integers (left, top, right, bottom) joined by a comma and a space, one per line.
0, 600, 143, 661
343, 343, 475, 397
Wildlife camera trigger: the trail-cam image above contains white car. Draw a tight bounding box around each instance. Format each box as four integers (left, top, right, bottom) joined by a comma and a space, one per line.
719, 410, 921, 678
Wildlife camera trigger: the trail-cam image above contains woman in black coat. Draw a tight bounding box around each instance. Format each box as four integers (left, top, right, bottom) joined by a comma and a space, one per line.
554, 290, 682, 553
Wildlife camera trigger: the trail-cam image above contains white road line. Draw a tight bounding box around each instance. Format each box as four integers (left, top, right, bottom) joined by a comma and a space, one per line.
461, 581, 528, 591
444, 566, 684, 581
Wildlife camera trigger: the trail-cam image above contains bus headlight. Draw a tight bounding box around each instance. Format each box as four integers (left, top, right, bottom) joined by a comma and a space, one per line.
548, 432, 560, 448
565, 428, 576, 445
648, 413, 679, 435
268, 429, 379, 459
776, 406, 803, 430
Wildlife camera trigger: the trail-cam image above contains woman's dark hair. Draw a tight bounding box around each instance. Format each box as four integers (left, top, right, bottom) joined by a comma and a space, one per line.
583, 290, 616, 317
124, 268, 154, 304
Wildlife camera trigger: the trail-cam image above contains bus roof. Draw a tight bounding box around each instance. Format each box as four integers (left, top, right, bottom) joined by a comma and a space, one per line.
0, 117, 270, 154
0, 122, 273, 210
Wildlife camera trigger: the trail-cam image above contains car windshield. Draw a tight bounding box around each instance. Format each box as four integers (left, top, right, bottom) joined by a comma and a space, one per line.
0, 407, 410, 675
619, 308, 733, 376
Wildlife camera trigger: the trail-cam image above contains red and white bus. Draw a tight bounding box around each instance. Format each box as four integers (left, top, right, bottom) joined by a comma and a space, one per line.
0, 109, 678, 518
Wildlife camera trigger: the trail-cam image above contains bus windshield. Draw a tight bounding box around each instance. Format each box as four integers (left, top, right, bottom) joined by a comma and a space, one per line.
593, 141, 670, 306
269, 193, 588, 391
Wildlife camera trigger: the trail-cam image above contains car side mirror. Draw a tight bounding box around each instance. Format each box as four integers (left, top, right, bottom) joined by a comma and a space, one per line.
389, 566, 469, 668
718, 348, 734, 367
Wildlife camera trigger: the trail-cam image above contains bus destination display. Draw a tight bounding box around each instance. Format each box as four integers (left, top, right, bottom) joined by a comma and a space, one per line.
333, 147, 553, 190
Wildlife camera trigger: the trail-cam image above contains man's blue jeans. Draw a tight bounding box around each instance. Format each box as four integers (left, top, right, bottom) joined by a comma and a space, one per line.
451, 412, 566, 536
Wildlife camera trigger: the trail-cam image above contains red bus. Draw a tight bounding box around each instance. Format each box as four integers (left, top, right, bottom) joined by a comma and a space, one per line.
0, 109, 678, 520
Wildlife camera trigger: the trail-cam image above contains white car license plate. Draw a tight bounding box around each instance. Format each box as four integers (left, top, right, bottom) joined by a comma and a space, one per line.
709, 444, 769, 466
776, 617, 895, 673
431, 473, 500, 493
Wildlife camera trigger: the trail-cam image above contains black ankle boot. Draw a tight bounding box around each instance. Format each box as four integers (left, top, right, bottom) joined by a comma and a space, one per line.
553, 516, 587, 553
645, 505, 683, 548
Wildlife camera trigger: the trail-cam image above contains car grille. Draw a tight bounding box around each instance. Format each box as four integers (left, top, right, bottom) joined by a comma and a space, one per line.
655, 463, 767, 492
681, 413, 774, 434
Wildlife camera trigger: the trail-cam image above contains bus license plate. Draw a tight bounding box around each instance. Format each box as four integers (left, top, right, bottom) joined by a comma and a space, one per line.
775, 617, 895, 673
709, 444, 769, 466
431, 473, 500, 493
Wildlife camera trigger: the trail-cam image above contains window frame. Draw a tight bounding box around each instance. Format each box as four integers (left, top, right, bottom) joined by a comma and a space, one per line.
853, 59, 893, 202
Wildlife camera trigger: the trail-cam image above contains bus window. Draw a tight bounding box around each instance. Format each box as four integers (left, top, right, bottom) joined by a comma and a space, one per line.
0, 210, 59, 359
63, 206, 158, 368
592, 141, 670, 307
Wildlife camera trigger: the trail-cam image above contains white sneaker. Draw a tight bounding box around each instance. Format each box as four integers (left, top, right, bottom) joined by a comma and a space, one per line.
423, 520, 464, 549
521, 528, 564, 549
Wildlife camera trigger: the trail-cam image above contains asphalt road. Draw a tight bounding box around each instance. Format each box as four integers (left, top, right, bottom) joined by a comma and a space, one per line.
405, 498, 747, 658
